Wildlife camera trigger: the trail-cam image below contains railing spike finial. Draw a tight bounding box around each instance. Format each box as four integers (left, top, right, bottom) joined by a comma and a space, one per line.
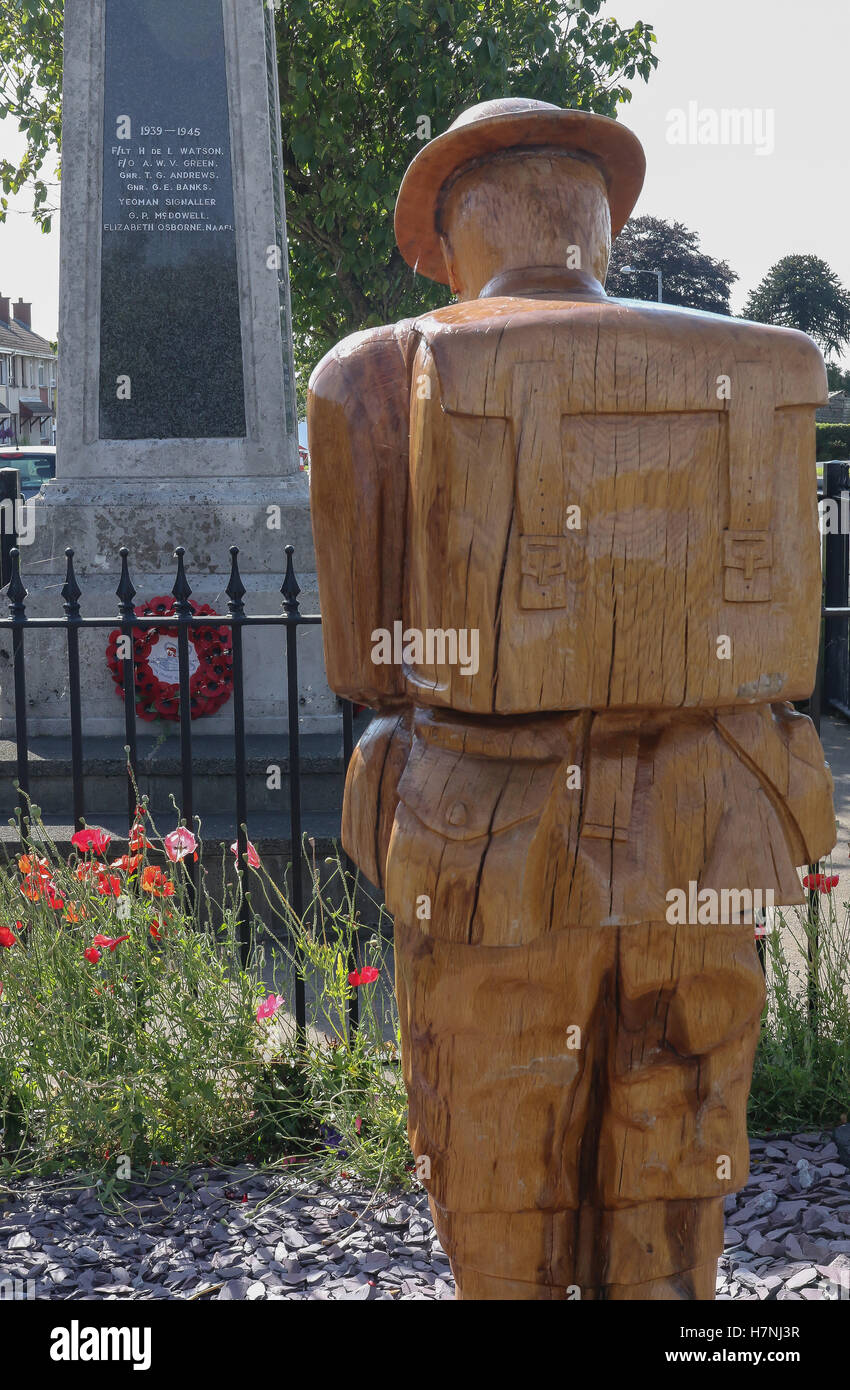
172, 546, 193, 609
61, 547, 82, 617
116, 546, 137, 614
227, 545, 246, 613
281, 543, 301, 615
6, 547, 27, 618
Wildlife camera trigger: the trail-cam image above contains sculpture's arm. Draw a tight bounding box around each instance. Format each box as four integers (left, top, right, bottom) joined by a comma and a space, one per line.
308, 322, 415, 707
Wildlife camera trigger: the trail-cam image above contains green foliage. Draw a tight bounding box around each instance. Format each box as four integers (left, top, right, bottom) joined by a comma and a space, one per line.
749, 892, 850, 1133
606, 214, 737, 314
0, 803, 409, 1190
826, 361, 850, 393
743, 254, 850, 358
816, 423, 850, 461
0, 0, 658, 395
0, 0, 63, 231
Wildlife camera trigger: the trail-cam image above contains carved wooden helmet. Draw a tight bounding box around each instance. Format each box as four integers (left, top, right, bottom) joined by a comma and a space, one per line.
394, 97, 646, 285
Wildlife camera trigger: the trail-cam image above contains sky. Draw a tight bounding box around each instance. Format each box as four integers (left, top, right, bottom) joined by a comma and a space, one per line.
608, 0, 850, 360
0, 0, 848, 361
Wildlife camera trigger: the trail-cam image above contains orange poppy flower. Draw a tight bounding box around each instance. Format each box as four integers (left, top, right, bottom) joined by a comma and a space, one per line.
140, 866, 176, 898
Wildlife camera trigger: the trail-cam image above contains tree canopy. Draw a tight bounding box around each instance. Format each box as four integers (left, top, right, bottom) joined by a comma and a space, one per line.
606, 214, 737, 314
0, 0, 62, 226
0, 0, 658, 393
743, 254, 850, 358
277, 1, 657, 385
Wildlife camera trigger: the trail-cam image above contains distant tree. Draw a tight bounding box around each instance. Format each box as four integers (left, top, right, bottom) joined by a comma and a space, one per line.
606, 215, 737, 314
827, 362, 850, 393
743, 254, 850, 357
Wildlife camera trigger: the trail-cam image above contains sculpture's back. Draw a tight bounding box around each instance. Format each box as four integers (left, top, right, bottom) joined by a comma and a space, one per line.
308, 99, 836, 1300
405, 293, 825, 713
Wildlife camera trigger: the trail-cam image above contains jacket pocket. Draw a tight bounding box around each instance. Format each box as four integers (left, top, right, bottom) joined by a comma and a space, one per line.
386, 738, 559, 946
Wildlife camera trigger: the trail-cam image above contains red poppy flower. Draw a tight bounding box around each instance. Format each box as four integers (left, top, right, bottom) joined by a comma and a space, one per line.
150, 922, 162, 940
110, 853, 142, 873
802, 872, 840, 894
84, 946, 101, 963
71, 827, 112, 856
141, 866, 175, 897
44, 884, 66, 910
128, 822, 154, 851
95, 875, 122, 898
0, 925, 17, 948
93, 934, 130, 952
348, 966, 379, 987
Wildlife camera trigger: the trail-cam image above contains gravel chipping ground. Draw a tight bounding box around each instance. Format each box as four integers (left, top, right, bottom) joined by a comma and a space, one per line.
1, 1133, 848, 1300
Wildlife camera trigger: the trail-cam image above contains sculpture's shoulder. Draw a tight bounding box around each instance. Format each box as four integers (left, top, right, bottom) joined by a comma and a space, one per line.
608, 297, 828, 403
407, 295, 827, 411
308, 319, 418, 411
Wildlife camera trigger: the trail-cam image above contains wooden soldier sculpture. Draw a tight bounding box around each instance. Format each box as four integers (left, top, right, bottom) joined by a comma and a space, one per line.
308, 99, 836, 1300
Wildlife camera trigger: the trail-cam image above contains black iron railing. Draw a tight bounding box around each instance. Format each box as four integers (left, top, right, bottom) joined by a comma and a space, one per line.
0, 531, 357, 1040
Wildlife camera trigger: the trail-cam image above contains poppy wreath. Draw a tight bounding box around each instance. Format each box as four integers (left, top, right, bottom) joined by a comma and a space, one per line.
106, 596, 234, 722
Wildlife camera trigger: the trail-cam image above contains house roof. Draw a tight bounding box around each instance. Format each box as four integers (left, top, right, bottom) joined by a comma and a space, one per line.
0, 315, 55, 357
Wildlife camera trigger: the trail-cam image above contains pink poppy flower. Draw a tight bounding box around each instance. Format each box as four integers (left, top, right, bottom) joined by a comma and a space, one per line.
256, 993, 284, 1022
230, 839, 260, 869
348, 966, 379, 987
163, 828, 198, 863
71, 827, 112, 856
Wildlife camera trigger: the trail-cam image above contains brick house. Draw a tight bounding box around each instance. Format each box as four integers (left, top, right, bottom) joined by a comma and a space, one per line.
0, 295, 58, 445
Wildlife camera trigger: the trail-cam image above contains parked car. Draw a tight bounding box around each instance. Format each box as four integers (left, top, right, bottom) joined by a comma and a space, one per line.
0, 445, 56, 498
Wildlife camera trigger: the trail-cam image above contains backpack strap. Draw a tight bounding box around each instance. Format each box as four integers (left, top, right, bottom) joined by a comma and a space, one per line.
723, 361, 775, 602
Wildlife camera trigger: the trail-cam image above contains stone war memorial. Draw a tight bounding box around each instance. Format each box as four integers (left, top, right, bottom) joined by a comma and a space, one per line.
309, 99, 837, 1298
0, 0, 333, 756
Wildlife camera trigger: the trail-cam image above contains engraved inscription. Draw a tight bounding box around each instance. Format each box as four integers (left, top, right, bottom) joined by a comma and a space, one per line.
99, 0, 246, 440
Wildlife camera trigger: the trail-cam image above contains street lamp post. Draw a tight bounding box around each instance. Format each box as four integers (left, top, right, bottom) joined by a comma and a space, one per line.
622, 264, 663, 303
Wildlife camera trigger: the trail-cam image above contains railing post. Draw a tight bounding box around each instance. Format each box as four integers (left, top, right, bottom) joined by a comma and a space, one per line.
342, 700, 359, 1039
282, 544, 306, 1040
806, 871, 820, 1032
0, 468, 21, 588
6, 548, 30, 840
823, 459, 850, 714
116, 548, 140, 827
172, 547, 197, 908
227, 546, 250, 963
62, 549, 85, 832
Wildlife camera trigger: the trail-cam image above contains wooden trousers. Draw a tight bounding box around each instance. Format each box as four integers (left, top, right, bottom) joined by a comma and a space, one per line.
346, 702, 835, 1299
394, 916, 763, 1299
